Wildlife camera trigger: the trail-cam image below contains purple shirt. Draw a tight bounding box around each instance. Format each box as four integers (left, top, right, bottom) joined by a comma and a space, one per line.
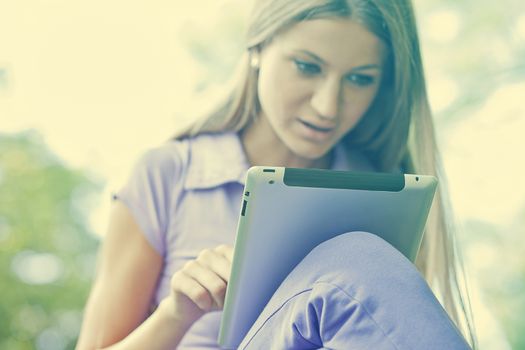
115, 132, 374, 349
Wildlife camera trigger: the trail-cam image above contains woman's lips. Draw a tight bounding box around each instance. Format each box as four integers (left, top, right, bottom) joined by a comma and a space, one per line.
299, 119, 336, 132
297, 119, 336, 141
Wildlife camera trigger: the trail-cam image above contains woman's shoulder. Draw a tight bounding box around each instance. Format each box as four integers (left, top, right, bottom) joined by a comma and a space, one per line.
134, 138, 191, 180
134, 132, 243, 181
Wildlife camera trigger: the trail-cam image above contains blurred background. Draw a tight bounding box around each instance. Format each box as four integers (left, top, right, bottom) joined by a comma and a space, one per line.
1, 0, 524, 349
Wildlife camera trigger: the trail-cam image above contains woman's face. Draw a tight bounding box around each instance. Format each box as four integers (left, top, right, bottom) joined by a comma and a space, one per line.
256, 18, 385, 161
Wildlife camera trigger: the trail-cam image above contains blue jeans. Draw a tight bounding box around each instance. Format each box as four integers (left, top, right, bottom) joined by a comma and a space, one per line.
239, 232, 471, 349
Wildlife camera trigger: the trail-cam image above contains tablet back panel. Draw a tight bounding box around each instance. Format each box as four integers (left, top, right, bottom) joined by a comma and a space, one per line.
218, 167, 437, 348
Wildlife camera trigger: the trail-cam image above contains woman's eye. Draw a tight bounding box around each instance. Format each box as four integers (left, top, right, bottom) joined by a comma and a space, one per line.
345, 74, 375, 87
293, 59, 321, 75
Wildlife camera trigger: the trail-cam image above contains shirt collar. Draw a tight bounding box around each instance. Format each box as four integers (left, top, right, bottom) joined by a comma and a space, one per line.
183, 132, 367, 190
184, 132, 250, 189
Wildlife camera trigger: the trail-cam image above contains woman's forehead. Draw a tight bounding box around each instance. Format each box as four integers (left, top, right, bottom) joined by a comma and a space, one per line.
272, 18, 385, 69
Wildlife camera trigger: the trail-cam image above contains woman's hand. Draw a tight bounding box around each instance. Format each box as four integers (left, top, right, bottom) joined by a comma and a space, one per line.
163, 244, 234, 324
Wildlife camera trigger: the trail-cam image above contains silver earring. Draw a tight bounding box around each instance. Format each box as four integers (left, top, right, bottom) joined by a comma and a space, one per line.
250, 52, 260, 69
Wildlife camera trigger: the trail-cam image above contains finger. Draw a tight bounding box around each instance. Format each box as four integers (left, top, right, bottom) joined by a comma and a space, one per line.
184, 261, 228, 309
173, 271, 213, 311
215, 244, 234, 263
197, 249, 232, 282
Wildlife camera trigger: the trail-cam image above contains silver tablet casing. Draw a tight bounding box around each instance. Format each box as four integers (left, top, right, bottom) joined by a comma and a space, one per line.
219, 166, 437, 348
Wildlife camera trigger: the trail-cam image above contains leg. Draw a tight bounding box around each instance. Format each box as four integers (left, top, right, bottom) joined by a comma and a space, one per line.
239, 232, 470, 350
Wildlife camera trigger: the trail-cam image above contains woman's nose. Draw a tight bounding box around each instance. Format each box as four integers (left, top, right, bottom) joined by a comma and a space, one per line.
310, 77, 341, 120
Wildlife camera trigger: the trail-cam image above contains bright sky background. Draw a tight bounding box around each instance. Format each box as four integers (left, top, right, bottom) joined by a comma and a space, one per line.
1, 1, 524, 348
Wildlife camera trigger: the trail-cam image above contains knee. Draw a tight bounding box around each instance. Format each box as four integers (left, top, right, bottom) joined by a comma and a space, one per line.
309, 231, 402, 264
331, 231, 388, 248
299, 231, 424, 291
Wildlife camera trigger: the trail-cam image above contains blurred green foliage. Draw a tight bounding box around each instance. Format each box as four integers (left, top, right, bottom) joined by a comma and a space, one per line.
462, 214, 525, 349
0, 130, 101, 349
414, 0, 525, 125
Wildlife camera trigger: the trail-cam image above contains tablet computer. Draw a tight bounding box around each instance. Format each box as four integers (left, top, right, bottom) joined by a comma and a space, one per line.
218, 166, 437, 348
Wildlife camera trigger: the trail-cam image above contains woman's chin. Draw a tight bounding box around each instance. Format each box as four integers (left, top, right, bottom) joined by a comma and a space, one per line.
286, 143, 333, 167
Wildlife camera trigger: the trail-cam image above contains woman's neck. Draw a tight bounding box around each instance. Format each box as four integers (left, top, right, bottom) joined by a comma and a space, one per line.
239, 120, 333, 169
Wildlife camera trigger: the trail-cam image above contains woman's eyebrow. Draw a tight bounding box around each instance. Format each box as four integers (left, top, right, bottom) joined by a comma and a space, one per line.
350, 64, 382, 72
294, 49, 382, 72
294, 49, 325, 64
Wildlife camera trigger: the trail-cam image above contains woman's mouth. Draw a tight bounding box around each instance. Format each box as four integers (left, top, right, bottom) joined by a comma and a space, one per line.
301, 120, 334, 132
298, 119, 336, 141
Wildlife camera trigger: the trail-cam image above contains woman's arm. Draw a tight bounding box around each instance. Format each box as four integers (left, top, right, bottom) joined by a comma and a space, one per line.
99, 298, 196, 350
76, 200, 234, 349
76, 201, 167, 349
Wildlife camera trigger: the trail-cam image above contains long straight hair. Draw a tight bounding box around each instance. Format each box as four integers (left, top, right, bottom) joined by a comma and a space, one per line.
173, 0, 476, 346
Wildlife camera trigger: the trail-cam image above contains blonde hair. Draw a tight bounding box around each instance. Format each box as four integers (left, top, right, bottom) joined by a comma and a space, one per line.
174, 0, 476, 346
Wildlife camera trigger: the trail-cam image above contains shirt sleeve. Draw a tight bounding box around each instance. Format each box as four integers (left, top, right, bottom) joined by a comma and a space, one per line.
112, 143, 184, 256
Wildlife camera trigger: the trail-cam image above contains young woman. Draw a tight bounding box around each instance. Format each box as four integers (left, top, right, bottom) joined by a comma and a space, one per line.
76, 0, 477, 349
